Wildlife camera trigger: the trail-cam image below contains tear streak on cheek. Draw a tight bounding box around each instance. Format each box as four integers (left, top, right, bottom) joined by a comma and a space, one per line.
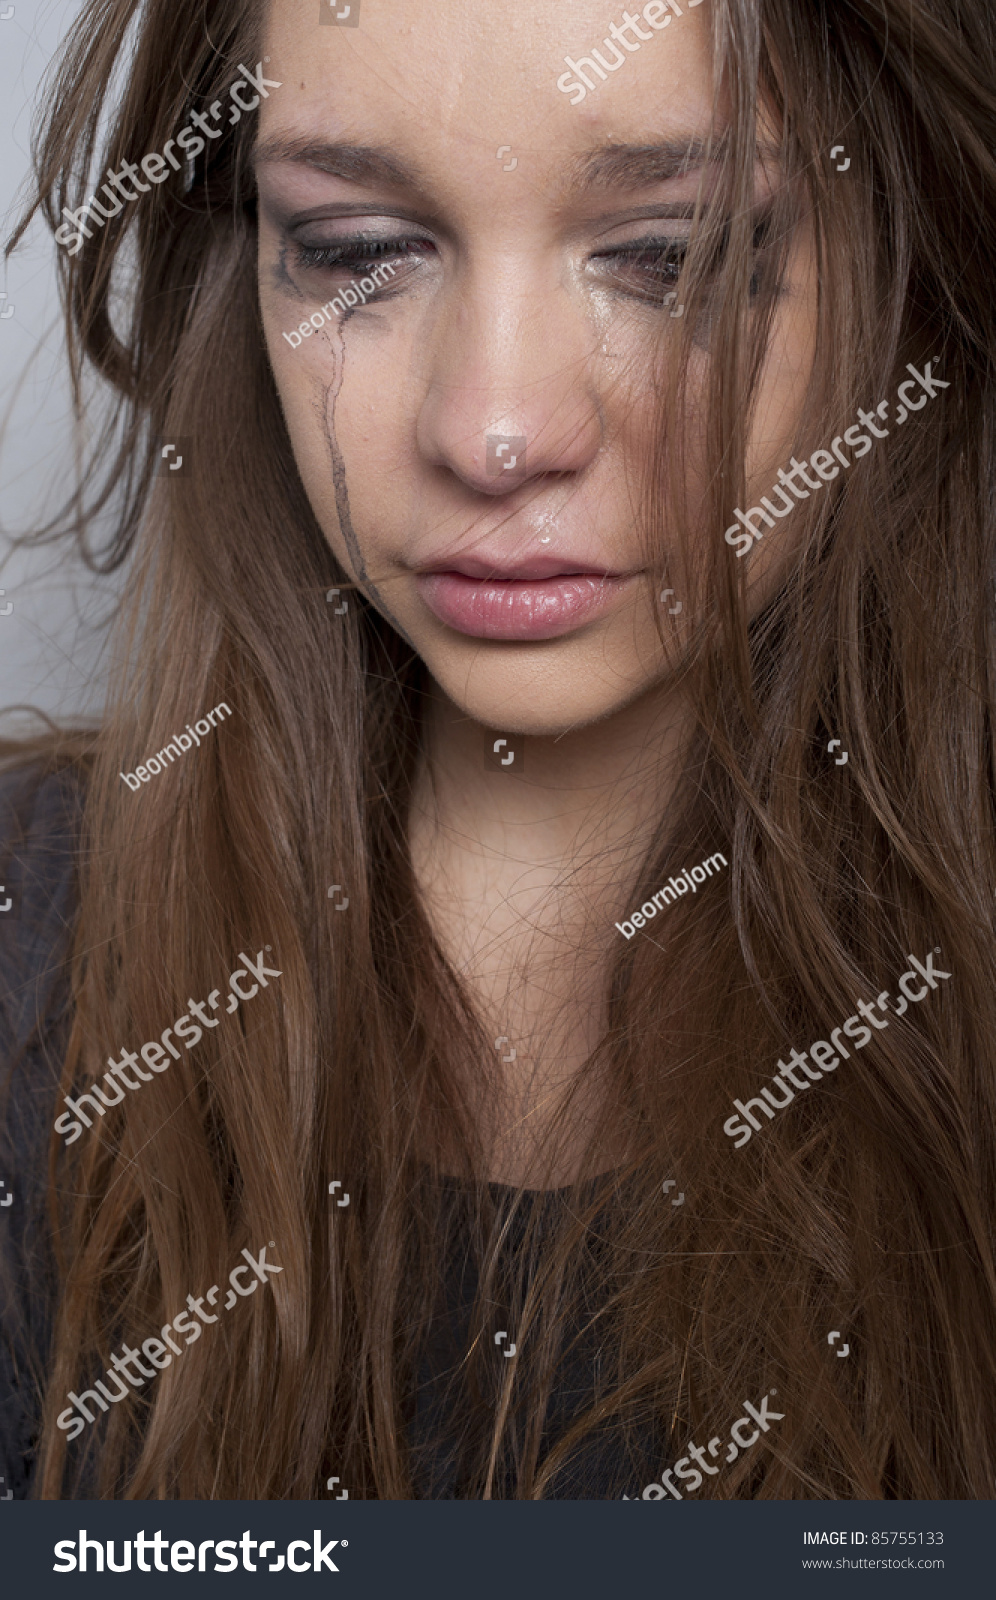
318, 352, 419, 655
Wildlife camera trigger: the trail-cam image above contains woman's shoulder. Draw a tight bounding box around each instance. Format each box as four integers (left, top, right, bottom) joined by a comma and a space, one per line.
0, 760, 84, 1500
0, 756, 83, 1204
0, 760, 84, 1049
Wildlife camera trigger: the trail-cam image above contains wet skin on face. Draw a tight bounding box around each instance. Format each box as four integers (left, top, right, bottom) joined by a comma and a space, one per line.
255, 0, 817, 738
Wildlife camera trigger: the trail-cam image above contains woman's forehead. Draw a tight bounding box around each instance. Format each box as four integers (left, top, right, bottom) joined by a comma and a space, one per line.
260, 0, 719, 161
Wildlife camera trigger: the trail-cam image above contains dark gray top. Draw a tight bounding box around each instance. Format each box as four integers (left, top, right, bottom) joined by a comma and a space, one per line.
0, 765, 82, 1501
0, 766, 661, 1499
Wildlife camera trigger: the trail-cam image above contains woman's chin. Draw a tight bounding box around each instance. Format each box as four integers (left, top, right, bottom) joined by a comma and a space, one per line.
424, 654, 660, 741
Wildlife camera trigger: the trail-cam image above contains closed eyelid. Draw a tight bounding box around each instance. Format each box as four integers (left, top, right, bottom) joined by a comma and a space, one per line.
290, 224, 435, 250
293, 243, 427, 279
593, 234, 691, 252
255, 181, 448, 238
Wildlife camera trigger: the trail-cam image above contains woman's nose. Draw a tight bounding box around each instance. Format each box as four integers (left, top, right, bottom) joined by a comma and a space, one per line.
415, 264, 606, 495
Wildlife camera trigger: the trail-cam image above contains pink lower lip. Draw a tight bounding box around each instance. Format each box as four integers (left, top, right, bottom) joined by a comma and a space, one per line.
415, 571, 634, 640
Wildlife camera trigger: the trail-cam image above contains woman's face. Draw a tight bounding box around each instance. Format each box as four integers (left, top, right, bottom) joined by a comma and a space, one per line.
256, 0, 816, 737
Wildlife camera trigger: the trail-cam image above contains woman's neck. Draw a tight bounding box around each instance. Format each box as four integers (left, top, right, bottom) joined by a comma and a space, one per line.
408, 678, 690, 1186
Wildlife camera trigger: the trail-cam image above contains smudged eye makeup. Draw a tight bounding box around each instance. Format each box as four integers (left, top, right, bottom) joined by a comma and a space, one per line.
590, 210, 783, 308
276, 205, 783, 313
588, 235, 691, 306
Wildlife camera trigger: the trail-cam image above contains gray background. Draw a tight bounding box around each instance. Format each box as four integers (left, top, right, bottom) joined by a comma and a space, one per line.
0, 0, 121, 724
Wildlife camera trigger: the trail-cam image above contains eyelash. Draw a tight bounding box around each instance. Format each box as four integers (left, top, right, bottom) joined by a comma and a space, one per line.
292, 233, 693, 310
291, 224, 773, 307
595, 219, 775, 306
593, 238, 690, 305
294, 237, 425, 274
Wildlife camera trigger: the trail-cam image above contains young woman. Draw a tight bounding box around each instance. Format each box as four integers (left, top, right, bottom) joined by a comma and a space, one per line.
2, 0, 995, 1501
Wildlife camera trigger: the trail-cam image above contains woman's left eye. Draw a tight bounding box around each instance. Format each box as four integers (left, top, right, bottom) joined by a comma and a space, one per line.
293, 237, 431, 276
589, 238, 690, 306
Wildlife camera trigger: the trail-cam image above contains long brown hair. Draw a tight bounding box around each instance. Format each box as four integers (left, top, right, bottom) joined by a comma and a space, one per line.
4, 0, 996, 1498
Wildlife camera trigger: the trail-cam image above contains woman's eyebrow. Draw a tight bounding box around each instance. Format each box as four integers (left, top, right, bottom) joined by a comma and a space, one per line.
563, 137, 780, 192
252, 134, 782, 203
254, 136, 424, 190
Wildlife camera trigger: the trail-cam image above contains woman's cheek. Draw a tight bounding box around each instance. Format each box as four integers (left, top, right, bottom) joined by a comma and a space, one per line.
265, 336, 347, 550
266, 329, 394, 575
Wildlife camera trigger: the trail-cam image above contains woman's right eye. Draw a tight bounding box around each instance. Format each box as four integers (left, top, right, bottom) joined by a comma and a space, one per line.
589, 211, 783, 310
589, 238, 691, 307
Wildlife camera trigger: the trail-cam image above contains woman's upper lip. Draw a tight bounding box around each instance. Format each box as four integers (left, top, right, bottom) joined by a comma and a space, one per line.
413, 554, 624, 581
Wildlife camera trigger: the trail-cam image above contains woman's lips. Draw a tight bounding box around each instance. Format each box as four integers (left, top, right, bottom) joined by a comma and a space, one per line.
415, 570, 635, 641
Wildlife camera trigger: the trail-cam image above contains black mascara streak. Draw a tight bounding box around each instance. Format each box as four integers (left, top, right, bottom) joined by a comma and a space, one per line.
274, 237, 305, 297
321, 333, 419, 654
